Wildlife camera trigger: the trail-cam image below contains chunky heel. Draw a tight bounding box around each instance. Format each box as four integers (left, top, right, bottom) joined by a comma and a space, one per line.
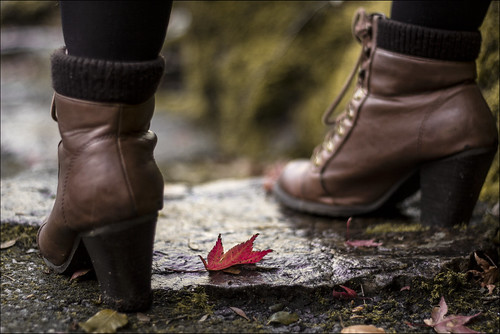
81, 214, 157, 312
420, 148, 496, 227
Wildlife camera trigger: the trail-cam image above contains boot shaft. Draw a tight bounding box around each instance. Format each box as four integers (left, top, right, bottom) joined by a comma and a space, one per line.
51, 93, 164, 230
54, 93, 156, 152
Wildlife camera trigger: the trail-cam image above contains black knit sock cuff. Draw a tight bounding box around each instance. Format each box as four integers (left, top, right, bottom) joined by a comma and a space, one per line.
51, 48, 165, 104
377, 18, 482, 62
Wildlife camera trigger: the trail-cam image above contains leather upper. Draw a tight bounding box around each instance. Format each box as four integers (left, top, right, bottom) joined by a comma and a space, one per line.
38, 93, 164, 266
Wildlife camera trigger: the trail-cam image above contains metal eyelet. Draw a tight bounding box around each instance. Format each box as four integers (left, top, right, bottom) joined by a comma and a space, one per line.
347, 106, 355, 119
324, 139, 335, 152
353, 88, 365, 101
313, 154, 322, 166
337, 124, 345, 136
342, 117, 351, 127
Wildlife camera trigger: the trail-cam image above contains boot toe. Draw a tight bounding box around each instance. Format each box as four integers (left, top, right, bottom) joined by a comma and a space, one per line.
275, 159, 310, 199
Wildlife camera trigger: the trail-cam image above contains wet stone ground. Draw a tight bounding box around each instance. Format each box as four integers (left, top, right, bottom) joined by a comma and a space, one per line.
1, 169, 499, 333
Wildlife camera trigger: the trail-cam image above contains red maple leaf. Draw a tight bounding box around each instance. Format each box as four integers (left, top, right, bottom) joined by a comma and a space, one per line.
345, 217, 382, 248
332, 285, 358, 299
199, 234, 273, 271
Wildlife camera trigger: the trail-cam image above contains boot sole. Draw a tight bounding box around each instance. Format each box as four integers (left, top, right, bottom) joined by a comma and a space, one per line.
273, 147, 496, 226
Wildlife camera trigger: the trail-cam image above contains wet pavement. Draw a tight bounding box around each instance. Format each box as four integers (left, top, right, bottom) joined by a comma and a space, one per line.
2, 168, 497, 292
1, 168, 499, 333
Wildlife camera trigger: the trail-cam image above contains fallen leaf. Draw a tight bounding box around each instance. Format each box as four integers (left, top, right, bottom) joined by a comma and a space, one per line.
341, 324, 386, 333
1, 239, 17, 250
423, 296, 481, 333
352, 305, 365, 313
486, 284, 495, 295
468, 252, 499, 289
267, 311, 299, 325
136, 313, 151, 322
199, 234, 272, 271
229, 306, 250, 321
222, 267, 241, 275
474, 252, 491, 272
79, 309, 128, 333
345, 239, 382, 248
400, 286, 411, 291
333, 285, 358, 299
70, 268, 92, 282
198, 314, 209, 322
345, 218, 382, 248
269, 303, 284, 312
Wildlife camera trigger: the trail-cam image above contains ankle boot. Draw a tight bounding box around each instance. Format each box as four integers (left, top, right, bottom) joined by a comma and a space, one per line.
274, 8, 498, 226
37, 49, 165, 311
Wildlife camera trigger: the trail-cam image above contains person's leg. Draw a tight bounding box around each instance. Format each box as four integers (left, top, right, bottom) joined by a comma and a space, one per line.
274, 3, 498, 226
390, 0, 491, 31
38, 1, 172, 312
60, 0, 171, 61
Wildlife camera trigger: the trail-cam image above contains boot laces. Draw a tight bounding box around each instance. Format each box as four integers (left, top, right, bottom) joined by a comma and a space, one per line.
322, 8, 382, 125
312, 9, 384, 166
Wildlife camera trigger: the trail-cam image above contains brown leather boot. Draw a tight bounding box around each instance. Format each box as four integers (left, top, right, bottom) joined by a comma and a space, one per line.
37, 49, 165, 311
274, 8, 498, 226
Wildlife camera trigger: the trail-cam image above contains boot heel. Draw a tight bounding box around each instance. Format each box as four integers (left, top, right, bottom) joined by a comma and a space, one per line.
81, 214, 157, 312
420, 148, 496, 227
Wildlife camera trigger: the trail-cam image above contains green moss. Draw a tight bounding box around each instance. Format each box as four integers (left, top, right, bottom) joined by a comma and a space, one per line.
0, 223, 38, 248
429, 271, 469, 302
172, 287, 213, 318
365, 223, 428, 235
478, 1, 500, 205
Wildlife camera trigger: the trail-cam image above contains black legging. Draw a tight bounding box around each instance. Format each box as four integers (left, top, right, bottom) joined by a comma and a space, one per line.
391, 0, 491, 31
60, 1, 172, 61
60, 1, 491, 62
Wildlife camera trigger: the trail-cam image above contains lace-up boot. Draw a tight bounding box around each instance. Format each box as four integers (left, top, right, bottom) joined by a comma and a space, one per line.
274, 8, 498, 226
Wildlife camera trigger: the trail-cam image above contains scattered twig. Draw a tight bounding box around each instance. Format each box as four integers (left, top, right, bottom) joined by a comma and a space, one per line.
360, 284, 367, 305
165, 315, 188, 325
483, 253, 498, 268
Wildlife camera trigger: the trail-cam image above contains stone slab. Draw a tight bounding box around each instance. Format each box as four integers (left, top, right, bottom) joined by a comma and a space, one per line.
1, 169, 493, 295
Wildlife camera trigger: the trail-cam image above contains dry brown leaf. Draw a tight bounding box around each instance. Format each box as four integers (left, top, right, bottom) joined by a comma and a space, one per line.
341, 324, 386, 333
469, 252, 499, 288
229, 307, 250, 321
474, 253, 491, 272
1, 239, 17, 250
222, 267, 241, 275
352, 305, 365, 313
198, 314, 209, 322
136, 313, 151, 322
79, 309, 128, 333
267, 311, 299, 325
70, 268, 92, 282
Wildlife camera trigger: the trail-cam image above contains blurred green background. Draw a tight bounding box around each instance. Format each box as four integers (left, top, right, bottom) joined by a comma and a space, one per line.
1, 1, 498, 203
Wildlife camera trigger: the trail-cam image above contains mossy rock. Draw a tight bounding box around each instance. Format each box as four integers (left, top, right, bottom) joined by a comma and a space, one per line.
477, 1, 499, 204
